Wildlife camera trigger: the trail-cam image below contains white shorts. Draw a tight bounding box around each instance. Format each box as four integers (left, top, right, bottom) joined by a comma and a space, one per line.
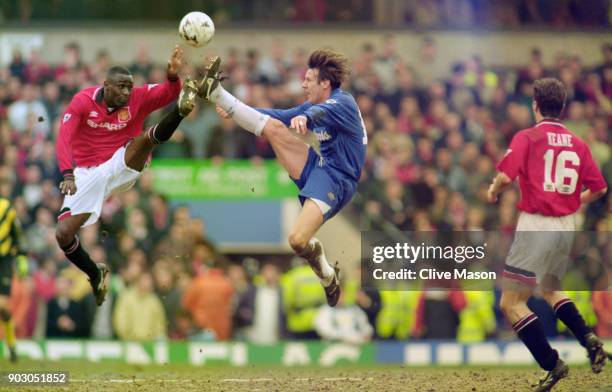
515, 211, 577, 232
59, 146, 141, 227
504, 212, 577, 287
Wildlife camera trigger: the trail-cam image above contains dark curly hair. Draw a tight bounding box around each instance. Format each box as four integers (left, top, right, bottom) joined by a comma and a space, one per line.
307, 49, 350, 89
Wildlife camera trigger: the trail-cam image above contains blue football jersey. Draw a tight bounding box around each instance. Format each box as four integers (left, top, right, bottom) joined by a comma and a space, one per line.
257, 88, 367, 183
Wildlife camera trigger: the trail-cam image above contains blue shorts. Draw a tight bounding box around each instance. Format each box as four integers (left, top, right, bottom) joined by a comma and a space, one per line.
293, 149, 357, 222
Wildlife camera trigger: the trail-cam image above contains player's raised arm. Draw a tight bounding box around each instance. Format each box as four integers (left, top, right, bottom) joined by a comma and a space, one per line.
141, 45, 183, 113
56, 98, 82, 196
167, 44, 182, 79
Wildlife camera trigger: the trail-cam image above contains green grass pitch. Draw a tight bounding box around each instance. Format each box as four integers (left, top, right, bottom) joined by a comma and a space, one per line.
1, 360, 610, 391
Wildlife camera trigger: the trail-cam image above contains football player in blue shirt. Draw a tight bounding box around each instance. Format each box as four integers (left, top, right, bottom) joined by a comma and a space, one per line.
198, 49, 367, 306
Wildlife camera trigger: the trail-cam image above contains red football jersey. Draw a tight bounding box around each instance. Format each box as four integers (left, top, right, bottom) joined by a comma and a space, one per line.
56, 79, 181, 173
497, 119, 607, 217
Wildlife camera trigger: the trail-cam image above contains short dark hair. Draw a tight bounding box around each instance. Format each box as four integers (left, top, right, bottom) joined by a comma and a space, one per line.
307, 49, 350, 89
533, 78, 566, 118
107, 66, 131, 80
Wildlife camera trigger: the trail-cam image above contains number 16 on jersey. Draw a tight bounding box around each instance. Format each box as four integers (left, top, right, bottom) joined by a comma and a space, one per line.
543, 149, 579, 194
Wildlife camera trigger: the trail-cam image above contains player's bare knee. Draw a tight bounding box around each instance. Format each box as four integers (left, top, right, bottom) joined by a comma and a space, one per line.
541, 290, 564, 306
55, 222, 75, 247
263, 118, 286, 139
288, 231, 309, 254
499, 297, 512, 317
540, 290, 554, 303
124, 138, 149, 172
499, 293, 521, 318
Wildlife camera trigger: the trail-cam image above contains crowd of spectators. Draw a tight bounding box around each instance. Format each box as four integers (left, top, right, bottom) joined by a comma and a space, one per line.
4, 0, 611, 28
0, 34, 610, 343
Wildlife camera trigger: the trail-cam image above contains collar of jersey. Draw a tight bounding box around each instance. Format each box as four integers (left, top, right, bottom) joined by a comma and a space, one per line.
95, 87, 122, 114
95, 87, 104, 103
536, 118, 565, 128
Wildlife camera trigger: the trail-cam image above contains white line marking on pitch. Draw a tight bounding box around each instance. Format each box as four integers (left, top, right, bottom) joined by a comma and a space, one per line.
221, 377, 374, 383
222, 378, 274, 382
71, 379, 188, 383
323, 377, 374, 381
71, 377, 375, 384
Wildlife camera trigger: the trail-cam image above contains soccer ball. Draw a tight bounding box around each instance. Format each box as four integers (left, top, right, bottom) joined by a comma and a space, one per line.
178, 11, 215, 48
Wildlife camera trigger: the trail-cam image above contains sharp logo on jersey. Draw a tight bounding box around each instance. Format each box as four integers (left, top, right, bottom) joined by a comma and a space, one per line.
88, 111, 99, 118
117, 107, 131, 123
63, 113, 72, 123
86, 119, 128, 131
315, 130, 332, 142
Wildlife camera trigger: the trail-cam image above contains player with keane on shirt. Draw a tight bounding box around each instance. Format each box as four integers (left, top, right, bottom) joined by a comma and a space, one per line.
487, 78, 608, 391
55, 45, 203, 306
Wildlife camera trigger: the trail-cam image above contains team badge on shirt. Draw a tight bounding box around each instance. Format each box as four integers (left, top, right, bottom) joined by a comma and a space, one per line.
117, 107, 131, 123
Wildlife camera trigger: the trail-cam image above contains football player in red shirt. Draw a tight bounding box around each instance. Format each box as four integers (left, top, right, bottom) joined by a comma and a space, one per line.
488, 78, 608, 391
55, 46, 201, 306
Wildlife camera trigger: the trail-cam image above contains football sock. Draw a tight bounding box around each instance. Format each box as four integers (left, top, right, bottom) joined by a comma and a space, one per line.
147, 105, 183, 144
210, 85, 269, 136
0, 309, 15, 349
513, 313, 559, 371
554, 298, 591, 347
60, 236, 99, 281
300, 239, 335, 287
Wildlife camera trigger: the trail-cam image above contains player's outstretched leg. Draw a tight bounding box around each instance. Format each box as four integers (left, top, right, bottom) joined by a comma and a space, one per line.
500, 288, 568, 391
177, 78, 199, 117
199, 57, 222, 101
289, 200, 341, 307
56, 214, 108, 306
543, 291, 607, 373
0, 298, 17, 362
126, 78, 199, 171
197, 56, 309, 180
197, 56, 270, 138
